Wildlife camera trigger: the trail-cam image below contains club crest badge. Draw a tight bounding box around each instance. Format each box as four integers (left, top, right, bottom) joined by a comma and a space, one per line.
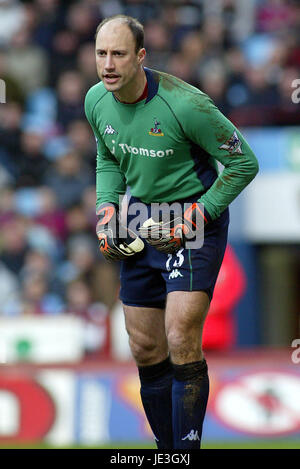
149, 118, 164, 136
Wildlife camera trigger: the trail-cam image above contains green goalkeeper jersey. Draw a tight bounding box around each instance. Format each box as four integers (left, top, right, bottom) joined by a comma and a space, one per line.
84, 68, 259, 221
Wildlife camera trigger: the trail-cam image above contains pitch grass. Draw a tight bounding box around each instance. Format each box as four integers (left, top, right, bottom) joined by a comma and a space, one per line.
0, 440, 300, 449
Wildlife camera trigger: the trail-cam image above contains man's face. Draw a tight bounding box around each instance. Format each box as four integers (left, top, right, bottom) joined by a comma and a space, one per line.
95, 20, 145, 93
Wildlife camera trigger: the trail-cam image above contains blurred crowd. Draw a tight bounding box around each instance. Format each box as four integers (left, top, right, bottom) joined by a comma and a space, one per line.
0, 0, 299, 355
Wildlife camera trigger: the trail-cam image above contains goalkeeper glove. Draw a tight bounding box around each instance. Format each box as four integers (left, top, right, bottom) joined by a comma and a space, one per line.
96, 203, 144, 261
138, 202, 208, 254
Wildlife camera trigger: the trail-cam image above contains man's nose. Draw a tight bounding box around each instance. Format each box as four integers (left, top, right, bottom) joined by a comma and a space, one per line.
104, 53, 115, 70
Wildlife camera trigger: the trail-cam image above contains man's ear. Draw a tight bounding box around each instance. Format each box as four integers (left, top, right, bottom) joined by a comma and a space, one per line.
138, 48, 146, 65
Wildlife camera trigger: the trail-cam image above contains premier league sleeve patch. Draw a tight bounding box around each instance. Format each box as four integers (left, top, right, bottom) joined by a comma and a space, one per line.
219, 130, 243, 155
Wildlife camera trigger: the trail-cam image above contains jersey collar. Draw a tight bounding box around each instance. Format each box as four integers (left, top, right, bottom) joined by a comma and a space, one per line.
144, 67, 159, 104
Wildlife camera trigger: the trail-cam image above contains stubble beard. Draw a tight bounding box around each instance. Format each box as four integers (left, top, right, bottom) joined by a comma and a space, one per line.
99, 62, 142, 100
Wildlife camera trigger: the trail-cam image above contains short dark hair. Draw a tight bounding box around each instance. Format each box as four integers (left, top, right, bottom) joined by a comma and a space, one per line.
95, 15, 144, 53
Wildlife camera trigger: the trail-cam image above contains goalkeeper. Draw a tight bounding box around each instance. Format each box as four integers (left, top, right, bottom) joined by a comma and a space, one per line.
85, 15, 259, 449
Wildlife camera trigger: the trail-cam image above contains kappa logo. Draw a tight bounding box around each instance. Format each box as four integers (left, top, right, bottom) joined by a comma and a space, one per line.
169, 269, 183, 279
104, 124, 118, 135
182, 429, 200, 441
149, 118, 164, 136
219, 130, 243, 155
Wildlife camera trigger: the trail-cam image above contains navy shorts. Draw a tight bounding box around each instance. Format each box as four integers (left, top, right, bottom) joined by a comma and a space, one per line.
119, 194, 229, 309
